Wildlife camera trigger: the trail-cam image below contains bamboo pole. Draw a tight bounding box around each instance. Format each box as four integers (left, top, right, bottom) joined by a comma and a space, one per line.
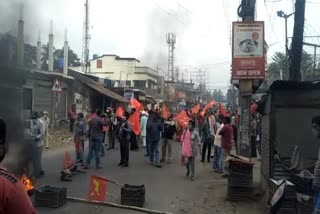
67, 197, 174, 214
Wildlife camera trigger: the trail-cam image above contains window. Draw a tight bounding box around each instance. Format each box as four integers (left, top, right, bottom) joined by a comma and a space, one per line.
96, 60, 102, 68
126, 81, 131, 87
134, 80, 146, 88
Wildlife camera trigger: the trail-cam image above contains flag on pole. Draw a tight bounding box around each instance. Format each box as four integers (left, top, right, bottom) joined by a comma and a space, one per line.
191, 104, 200, 114
200, 100, 216, 115
219, 102, 229, 117
175, 111, 190, 129
161, 104, 171, 119
130, 98, 141, 110
88, 175, 108, 202
63, 151, 75, 170
128, 110, 141, 135
115, 107, 124, 118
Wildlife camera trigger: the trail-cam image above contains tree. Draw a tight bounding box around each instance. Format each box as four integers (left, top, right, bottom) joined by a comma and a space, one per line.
211, 89, 225, 102
267, 51, 314, 81
54, 46, 80, 67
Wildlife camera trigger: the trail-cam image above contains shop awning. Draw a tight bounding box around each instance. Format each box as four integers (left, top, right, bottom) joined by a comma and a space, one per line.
70, 70, 128, 103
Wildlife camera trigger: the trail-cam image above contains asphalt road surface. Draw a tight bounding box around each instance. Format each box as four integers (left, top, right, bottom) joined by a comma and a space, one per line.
22, 140, 264, 214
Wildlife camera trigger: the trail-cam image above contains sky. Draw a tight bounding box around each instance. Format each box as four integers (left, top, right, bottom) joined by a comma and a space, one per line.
1, 0, 320, 93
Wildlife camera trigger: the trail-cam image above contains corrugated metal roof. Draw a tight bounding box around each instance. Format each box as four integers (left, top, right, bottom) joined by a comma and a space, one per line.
69, 69, 128, 103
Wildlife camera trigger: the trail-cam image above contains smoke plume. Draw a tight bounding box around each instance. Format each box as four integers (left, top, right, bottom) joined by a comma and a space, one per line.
140, 7, 191, 72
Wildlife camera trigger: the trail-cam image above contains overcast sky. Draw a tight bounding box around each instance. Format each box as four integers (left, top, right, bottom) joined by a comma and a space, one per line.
1, 0, 320, 92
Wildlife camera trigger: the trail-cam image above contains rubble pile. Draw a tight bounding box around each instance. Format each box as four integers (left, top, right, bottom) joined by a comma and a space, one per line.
47, 128, 73, 148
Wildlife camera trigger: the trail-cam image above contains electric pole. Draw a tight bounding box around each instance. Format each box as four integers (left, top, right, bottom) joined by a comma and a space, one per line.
289, 0, 306, 81
82, 0, 90, 74
237, 0, 256, 157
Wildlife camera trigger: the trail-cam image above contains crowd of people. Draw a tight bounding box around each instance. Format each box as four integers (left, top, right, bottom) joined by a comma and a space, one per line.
66, 104, 263, 182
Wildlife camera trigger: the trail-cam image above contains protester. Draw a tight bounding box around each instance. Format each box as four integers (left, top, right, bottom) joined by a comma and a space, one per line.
107, 109, 118, 150
160, 115, 176, 163
130, 108, 139, 151
201, 111, 215, 162
30, 112, 45, 178
147, 112, 162, 168
0, 119, 37, 213
74, 113, 85, 165
231, 115, 238, 155
181, 120, 201, 181
119, 111, 132, 167
68, 104, 77, 132
250, 114, 257, 158
41, 111, 50, 149
145, 110, 154, 157
256, 114, 262, 160
84, 109, 105, 169
140, 110, 148, 150
312, 115, 320, 213
101, 112, 107, 157
219, 116, 234, 176
213, 115, 224, 173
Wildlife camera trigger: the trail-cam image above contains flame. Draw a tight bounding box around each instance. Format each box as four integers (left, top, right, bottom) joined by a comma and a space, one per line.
20, 174, 34, 191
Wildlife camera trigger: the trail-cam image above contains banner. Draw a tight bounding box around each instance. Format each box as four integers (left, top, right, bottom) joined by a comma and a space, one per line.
232, 21, 265, 80
129, 111, 141, 135
88, 175, 107, 202
161, 104, 171, 119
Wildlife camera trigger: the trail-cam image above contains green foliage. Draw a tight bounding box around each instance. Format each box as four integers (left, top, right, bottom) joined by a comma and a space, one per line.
267, 51, 315, 81
211, 89, 225, 102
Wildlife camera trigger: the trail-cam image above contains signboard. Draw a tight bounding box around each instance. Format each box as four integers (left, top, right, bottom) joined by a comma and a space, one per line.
232, 21, 265, 80
52, 79, 62, 92
124, 91, 133, 100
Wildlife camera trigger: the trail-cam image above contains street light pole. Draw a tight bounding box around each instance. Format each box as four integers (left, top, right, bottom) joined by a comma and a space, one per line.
277, 11, 294, 74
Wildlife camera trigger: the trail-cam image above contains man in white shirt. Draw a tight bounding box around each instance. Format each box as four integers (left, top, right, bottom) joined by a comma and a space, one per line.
40, 111, 50, 149
213, 115, 224, 173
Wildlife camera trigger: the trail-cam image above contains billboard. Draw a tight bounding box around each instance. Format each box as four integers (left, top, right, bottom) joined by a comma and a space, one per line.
232, 21, 265, 80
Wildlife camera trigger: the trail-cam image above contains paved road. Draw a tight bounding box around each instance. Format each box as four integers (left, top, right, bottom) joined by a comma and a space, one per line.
2, 140, 264, 214
35, 141, 205, 214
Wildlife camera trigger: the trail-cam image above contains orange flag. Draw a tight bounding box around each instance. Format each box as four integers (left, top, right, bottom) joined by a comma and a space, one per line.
191, 104, 200, 114
219, 103, 229, 117
175, 111, 190, 129
200, 100, 216, 115
115, 107, 124, 118
139, 103, 145, 112
130, 98, 141, 110
161, 104, 171, 119
63, 152, 75, 170
88, 175, 108, 202
128, 110, 141, 135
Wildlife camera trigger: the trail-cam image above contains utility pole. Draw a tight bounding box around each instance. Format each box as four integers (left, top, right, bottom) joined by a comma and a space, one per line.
289, 0, 306, 81
82, 0, 90, 74
237, 0, 256, 157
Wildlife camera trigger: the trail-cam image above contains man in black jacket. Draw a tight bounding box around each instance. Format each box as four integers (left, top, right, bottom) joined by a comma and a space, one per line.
160, 115, 176, 163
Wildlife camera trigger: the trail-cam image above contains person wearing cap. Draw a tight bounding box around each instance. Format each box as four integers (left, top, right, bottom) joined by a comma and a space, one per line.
41, 111, 50, 149
30, 112, 45, 178
0, 119, 37, 213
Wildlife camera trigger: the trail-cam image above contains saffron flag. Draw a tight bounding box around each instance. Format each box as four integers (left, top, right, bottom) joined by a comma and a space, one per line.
191, 104, 200, 114
175, 111, 190, 129
219, 102, 229, 117
115, 107, 124, 118
139, 103, 145, 112
88, 175, 108, 202
200, 100, 216, 115
161, 104, 171, 119
128, 110, 141, 135
130, 98, 141, 110
63, 151, 75, 170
